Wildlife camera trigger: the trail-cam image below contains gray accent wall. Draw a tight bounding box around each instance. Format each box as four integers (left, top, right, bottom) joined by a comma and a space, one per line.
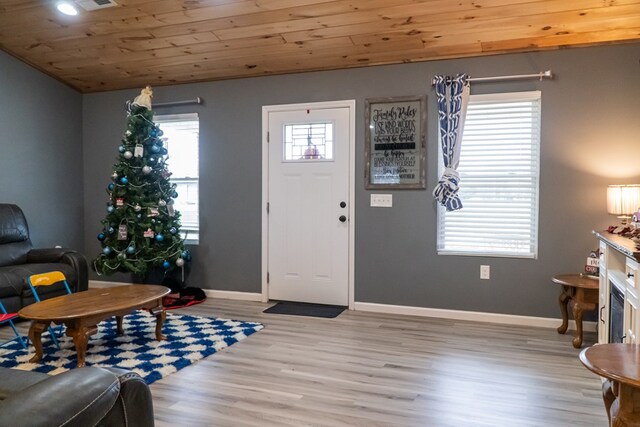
82, 43, 640, 318
0, 51, 84, 249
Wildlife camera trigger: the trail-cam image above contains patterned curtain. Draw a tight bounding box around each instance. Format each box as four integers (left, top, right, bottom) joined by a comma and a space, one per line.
432, 74, 470, 211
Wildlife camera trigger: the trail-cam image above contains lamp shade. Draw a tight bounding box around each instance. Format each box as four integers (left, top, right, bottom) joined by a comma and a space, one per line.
607, 185, 640, 216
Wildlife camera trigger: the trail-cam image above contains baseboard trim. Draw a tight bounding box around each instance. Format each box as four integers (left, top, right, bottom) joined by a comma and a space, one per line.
202, 289, 263, 301
354, 302, 597, 331
90, 280, 263, 302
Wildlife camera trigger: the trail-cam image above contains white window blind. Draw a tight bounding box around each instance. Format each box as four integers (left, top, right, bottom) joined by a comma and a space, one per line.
437, 91, 541, 258
155, 113, 200, 244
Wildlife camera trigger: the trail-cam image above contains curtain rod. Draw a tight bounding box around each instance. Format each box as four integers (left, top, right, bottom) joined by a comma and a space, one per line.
154, 97, 203, 107
432, 70, 552, 85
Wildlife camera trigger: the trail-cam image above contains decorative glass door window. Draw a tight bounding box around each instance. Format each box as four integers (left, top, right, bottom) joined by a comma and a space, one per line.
283, 122, 334, 161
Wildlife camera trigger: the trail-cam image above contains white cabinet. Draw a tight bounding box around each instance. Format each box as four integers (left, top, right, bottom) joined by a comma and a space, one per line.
595, 231, 640, 345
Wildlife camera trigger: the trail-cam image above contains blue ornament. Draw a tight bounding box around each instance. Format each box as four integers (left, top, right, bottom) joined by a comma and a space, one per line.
151, 129, 158, 137
155, 234, 164, 242
107, 183, 115, 191
158, 129, 164, 137
151, 145, 160, 153
162, 260, 170, 269
118, 145, 126, 153
169, 227, 177, 235
127, 245, 135, 254
120, 176, 129, 185
107, 206, 114, 213
108, 227, 115, 234
97, 232, 106, 241
186, 253, 192, 262
161, 148, 168, 155
181, 251, 188, 258
172, 191, 179, 198
103, 247, 112, 255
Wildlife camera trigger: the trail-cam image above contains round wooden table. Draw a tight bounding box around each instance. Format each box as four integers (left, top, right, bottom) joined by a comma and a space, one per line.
552, 273, 599, 348
580, 344, 640, 426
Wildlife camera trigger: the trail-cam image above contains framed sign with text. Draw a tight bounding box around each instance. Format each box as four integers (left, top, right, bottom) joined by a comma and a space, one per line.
365, 96, 426, 189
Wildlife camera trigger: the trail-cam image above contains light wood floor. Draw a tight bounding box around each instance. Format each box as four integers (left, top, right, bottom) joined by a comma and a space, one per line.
153, 299, 607, 427
3, 299, 607, 426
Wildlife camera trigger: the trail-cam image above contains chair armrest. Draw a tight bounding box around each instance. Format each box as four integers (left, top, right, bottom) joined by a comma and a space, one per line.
27, 247, 75, 263
0, 367, 120, 427
26, 248, 89, 292
100, 367, 155, 426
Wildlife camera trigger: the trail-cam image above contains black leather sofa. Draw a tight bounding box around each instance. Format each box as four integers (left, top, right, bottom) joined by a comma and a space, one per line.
0, 204, 88, 313
0, 366, 154, 426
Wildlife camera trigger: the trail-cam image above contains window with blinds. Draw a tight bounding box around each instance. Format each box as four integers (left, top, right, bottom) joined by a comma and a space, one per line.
155, 113, 200, 244
437, 91, 541, 258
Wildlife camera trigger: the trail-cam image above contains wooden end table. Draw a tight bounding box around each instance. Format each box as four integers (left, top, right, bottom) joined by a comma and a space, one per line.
580, 344, 640, 426
19, 285, 170, 368
552, 274, 599, 348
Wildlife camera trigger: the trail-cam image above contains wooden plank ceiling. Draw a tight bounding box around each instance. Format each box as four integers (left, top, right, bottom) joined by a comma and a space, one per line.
0, 0, 639, 93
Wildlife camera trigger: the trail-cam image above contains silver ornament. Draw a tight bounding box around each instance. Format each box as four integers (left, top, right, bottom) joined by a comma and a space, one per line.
111, 172, 118, 180
142, 165, 152, 174
176, 258, 185, 267
158, 199, 167, 207
125, 130, 132, 136
134, 204, 142, 212
123, 151, 133, 159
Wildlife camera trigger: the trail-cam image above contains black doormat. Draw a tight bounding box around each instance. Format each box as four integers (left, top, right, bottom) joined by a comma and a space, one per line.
263, 301, 346, 318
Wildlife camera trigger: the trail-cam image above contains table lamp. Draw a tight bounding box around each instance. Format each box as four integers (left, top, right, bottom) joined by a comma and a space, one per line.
607, 184, 640, 225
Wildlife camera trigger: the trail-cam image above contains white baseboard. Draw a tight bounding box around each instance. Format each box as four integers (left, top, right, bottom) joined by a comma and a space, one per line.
354, 302, 597, 331
89, 280, 262, 302
202, 289, 263, 301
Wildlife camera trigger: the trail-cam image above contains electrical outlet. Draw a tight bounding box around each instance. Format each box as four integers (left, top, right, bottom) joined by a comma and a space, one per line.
370, 194, 392, 207
480, 265, 490, 280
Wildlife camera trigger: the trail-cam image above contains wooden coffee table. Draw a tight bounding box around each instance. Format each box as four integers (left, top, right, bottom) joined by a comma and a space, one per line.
19, 285, 170, 367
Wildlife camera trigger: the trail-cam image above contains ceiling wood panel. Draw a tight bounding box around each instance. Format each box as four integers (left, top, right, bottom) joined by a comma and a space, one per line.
0, 0, 638, 92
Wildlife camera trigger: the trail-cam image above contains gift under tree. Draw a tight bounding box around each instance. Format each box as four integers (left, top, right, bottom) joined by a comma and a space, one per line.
94, 86, 191, 279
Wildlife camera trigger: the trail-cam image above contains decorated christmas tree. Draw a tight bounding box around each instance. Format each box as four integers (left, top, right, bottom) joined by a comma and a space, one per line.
94, 86, 192, 278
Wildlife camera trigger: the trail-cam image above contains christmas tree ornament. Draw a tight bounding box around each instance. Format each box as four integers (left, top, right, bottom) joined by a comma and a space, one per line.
111, 172, 118, 180
167, 204, 175, 217
142, 166, 152, 174
150, 128, 158, 137
123, 151, 133, 159
117, 252, 127, 260
125, 130, 132, 136
108, 226, 115, 234
148, 156, 157, 164
103, 247, 112, 255
107, 205, 115, 213
143, 228, 155, 238
155, 233, 164, 242
134, 204, 142, 212
97, 232, 106, 241
134, 144, 144, 157
107, 183, 115, 191
118, 145, 126, 153
172, 191, 179, 198
162, 260, 170, 269
169, 227, 177, 235
126, 245, 135, 254
181, 251, 188, 259
132, 86, 153, 110
158, 129, 164, 137
158, 199, 167, 207
120, 176, 129, 184
117, 224, 128, 240
136, 214, 142, 219
176, 258, 185, 267
148, 208, 159, 217
151, 144, 160, 153
161, 148, 168, 155
115, 198, 124, 207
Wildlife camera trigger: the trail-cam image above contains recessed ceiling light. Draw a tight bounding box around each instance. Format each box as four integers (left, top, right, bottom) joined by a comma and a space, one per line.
56, 2, 78, 16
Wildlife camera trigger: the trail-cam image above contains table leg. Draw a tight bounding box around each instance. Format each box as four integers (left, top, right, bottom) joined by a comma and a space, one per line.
154, 305, 166, 341
66, 325, 97, 368
610, 382, 640, 426
28, 321, 49, 363
570, 299, 584, 348
116, 315, 124, 335
557, 288, 570, 334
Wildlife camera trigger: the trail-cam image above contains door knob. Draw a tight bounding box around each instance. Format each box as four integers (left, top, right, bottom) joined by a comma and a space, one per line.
339, 215, 347, 223
340, 201, 346, 208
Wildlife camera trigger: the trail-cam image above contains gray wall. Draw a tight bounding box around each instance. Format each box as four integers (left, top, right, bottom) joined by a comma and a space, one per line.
82, 43, 640, 317
0, 51, 84, 249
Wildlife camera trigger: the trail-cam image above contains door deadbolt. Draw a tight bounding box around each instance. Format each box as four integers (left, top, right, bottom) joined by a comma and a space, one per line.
339, 215, 347, 223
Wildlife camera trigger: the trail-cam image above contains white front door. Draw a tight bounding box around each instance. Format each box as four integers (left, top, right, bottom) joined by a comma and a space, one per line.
265, 103, 352, 306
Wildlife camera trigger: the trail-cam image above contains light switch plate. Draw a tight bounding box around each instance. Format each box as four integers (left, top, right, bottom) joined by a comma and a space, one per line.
371, 194, 392, 207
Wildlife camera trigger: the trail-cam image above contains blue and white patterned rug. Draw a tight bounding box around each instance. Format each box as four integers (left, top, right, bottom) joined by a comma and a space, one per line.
0, 310, 263, 384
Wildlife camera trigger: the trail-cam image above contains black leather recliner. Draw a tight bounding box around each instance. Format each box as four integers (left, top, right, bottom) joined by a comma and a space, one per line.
0, 204, 88, 313
0, 366, 154, 426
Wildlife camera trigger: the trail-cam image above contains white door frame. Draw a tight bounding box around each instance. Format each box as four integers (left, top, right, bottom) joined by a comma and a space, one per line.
261, 100, 356, 309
